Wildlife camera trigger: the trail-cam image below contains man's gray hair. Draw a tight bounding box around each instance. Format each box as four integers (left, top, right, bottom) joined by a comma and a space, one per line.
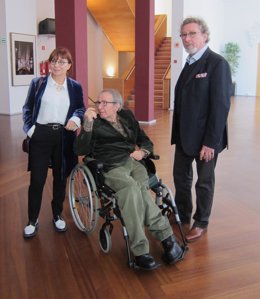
98, 89, 123, 111
180, 17, 210, 43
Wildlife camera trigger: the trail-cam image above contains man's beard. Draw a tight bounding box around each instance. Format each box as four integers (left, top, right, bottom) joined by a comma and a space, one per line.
185, 46, 198, 55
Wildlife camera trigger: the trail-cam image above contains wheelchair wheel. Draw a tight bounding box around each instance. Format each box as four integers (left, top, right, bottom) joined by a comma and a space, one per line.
99, 227, 112, 253
68, 164, 99, 234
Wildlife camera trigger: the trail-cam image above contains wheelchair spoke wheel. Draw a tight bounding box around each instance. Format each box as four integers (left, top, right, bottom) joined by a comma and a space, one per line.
99, 227, 112, 253
68, 164, 99, 234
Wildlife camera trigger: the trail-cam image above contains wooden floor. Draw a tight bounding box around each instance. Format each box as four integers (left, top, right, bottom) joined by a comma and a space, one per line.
1, 96, 260, 299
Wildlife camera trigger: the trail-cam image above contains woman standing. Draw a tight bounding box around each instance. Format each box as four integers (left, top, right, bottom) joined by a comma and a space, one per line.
22, 47, 85, 238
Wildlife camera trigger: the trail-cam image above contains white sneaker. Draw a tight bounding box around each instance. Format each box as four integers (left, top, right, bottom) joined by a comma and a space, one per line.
53, 216, 67, 232
23, 220, 39, 238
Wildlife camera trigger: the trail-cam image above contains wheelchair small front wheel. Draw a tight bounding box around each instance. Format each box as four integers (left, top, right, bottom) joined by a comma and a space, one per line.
99, 227, 112, 253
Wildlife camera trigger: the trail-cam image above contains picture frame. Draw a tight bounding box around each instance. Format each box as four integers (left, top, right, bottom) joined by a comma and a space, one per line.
10, 33, 36, 86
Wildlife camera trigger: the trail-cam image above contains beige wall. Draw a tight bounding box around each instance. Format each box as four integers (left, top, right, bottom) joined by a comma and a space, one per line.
118, 52, 135, 77
87, 11, 119, 100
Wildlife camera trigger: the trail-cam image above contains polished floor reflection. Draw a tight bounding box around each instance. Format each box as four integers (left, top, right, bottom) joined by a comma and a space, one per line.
0, 96, 260, 299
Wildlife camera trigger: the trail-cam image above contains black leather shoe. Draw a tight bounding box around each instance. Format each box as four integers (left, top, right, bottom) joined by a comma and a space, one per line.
161, 235, 183, 265
134, 254, 160, 270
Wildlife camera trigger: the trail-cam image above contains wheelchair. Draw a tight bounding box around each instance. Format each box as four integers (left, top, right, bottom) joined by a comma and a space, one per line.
68, 154, 188, 268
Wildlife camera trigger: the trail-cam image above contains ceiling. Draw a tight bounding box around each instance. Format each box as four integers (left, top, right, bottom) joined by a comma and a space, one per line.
87, 0, 135, 52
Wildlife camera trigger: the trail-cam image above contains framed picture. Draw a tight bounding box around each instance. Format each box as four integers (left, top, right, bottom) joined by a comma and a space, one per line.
10, 33, 36, 86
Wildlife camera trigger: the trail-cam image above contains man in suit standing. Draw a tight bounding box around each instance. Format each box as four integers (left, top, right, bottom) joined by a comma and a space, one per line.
171, 17, 232, 242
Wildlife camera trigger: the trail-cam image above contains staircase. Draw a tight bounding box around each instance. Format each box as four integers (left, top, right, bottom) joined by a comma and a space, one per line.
124, 37, 171, 109
154, 37, 171, 108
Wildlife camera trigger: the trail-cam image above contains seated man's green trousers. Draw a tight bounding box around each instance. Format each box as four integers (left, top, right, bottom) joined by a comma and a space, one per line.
103, 157, 173, 256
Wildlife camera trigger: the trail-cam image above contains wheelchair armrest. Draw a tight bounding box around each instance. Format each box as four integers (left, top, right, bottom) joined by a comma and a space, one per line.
148, 153, 160, 160
82, 156, 105, 187
83, 156, 104, 171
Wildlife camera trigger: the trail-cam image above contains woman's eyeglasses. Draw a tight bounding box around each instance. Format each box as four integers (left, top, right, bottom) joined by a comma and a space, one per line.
50, 59, 68, 66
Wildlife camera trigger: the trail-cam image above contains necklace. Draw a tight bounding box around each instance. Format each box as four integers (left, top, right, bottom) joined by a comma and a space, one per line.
56, 84, 64, 92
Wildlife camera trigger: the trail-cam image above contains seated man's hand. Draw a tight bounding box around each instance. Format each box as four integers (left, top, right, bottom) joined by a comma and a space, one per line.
130, 150, 145, 161
85, 108, 98, 122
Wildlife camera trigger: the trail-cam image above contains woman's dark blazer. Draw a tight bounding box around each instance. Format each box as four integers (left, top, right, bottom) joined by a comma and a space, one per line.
23, 75, 86, 176
171, 48, 232, 156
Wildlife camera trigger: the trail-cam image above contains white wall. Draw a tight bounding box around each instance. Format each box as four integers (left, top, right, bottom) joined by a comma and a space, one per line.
2, 0, 37, 115
178, 0, 260, 97
0, 0, 55, 115
36, 0, 55, 73
0, 0, 10, 114
170, 0, 184, 109
155, 0, 172, 36
220, 0, 260, 96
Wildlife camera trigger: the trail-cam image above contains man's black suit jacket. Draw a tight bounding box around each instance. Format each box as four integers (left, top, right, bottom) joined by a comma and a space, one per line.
171, 47, 232, 156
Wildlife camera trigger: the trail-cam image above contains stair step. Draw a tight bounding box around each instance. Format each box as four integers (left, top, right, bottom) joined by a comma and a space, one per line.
155, 62, 169, 66
155, 60, 169, 63
157, 47, 171, 52
156, 54, 171, 58
155, 61, 170, 65
155, 68, 166, 73
155, 74, 166, 78
155, 66, 169, 70
155, 64, 168, 68
156, 51, 171, 55
155, 56, 170, 59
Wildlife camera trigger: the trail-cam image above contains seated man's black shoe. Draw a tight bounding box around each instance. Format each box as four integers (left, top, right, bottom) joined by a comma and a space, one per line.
134, 254, 160, 270
161, 235, 183, 265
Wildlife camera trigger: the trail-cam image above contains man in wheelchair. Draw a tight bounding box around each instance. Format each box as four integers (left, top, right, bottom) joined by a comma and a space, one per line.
74, 89, 183, 270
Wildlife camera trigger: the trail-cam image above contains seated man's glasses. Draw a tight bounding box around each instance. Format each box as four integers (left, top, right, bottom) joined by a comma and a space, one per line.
94, 100, 116, 107
50, 59, 68, 66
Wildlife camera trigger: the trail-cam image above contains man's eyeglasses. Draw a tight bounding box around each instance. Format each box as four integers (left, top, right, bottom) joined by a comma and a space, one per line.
50, 59, 68, 66
94, 100, 116, 107
180, 31, 200, 39
88, 96, 116, 107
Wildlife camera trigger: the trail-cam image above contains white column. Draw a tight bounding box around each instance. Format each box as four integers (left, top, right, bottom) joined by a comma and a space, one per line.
170, 0, 184, 110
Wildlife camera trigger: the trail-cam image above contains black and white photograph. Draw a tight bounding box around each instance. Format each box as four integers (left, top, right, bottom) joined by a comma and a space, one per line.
10, 33, 36, 85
